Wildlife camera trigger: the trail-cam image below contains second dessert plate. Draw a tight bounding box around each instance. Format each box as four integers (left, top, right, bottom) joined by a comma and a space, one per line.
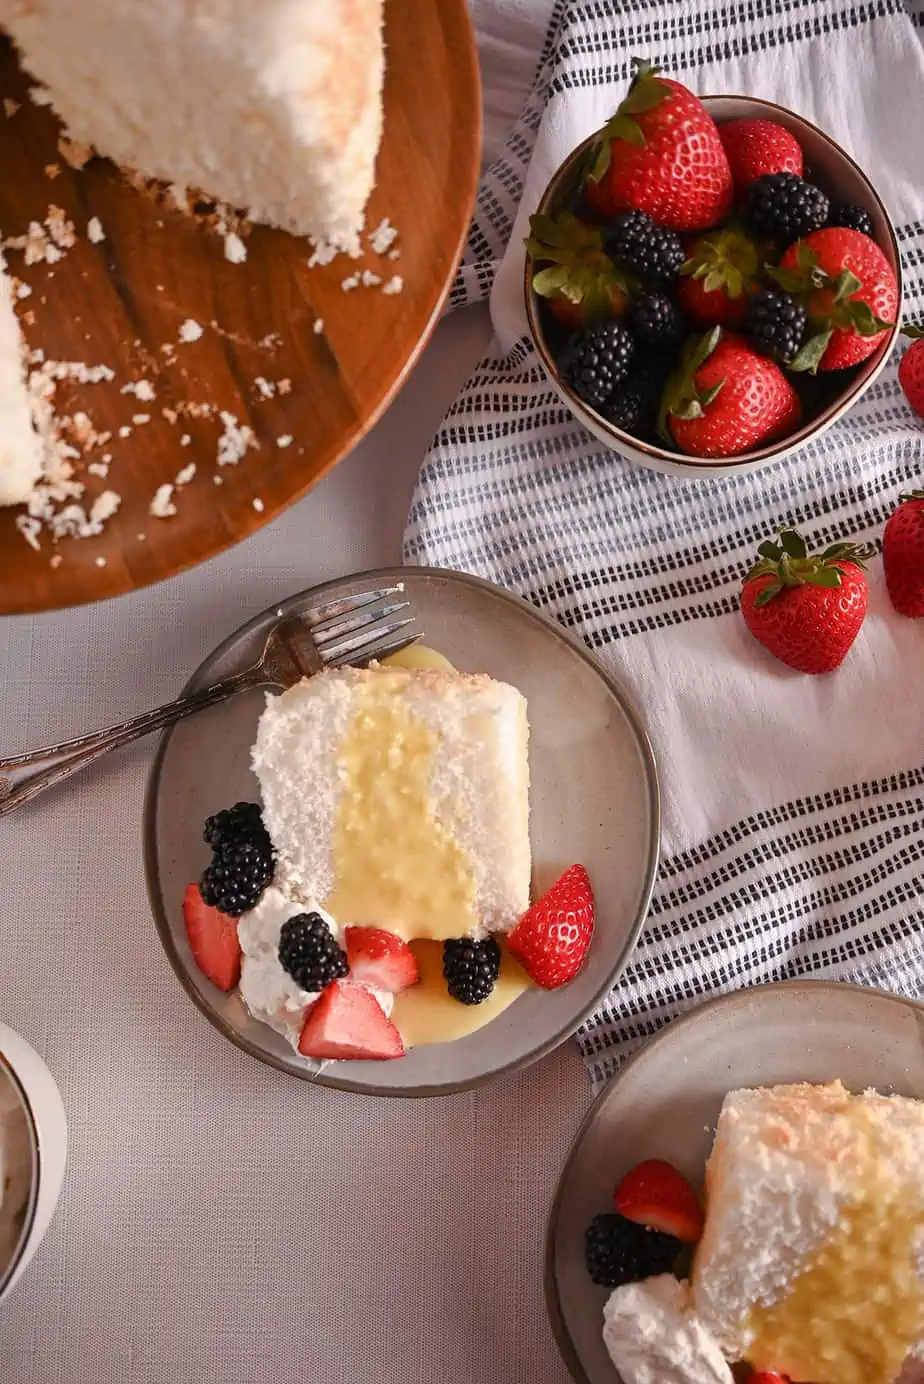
144, 566, 660, 1096
546, 980, 924, 1384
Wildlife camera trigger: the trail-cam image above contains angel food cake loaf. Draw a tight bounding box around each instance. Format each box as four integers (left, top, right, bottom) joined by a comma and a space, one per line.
0, 0, 385, 253
692, 1081, 924, 1384
183, 655, 596, 1061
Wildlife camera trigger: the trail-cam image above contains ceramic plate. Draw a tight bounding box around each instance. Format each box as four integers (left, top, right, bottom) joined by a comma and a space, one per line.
0, 2, 480, 615
545, 980, 924, 1383
144, 567, 660, 1096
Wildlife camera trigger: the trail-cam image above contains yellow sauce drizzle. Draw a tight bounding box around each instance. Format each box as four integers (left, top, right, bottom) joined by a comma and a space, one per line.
390, 940, 531, 1048
747, 1107, 924, 1384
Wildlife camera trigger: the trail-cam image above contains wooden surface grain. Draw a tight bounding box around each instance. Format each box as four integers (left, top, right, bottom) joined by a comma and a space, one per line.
0, 0, 481, 616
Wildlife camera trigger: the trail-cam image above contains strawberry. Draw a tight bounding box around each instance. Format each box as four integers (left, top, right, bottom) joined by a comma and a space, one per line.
507, 864, 594, 989
740, 527, 873, 674
526, 211, 631, 330
584, 59, 732, 231
182, 882, 242, 991
660, 328, 801, 458
297, 980, 405, 1061
771, 228, 897, 372
718, 118, 803, 198
613, 1160, 704, 1243
344, 926, 419, 993
883, 489, 924, 617
899, 323, 924, 419
748, 1375, 790, 1384
677, 227, 761, 329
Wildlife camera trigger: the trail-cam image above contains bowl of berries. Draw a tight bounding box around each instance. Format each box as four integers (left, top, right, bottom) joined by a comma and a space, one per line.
525, 60, 902, 478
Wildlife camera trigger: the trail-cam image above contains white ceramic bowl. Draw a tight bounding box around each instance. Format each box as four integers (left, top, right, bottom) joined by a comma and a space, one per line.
525, 95, 903, 479
0, 1024, 67, 1303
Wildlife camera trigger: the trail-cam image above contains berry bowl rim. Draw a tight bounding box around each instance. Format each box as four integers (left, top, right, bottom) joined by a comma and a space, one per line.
523, 93, 904, 479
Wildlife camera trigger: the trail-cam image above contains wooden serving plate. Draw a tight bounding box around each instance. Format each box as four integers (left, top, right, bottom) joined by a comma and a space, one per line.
0, 1, 481, 615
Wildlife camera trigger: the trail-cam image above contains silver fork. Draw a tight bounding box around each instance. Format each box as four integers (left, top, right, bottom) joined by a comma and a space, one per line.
0, 584, 421, 818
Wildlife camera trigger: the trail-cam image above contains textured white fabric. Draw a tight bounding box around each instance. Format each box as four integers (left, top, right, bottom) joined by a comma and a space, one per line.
0, 308, 597, 1384
407, 0, 924, 1085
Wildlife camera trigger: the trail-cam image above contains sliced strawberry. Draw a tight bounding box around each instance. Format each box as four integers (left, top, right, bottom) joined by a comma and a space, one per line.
297, 981, 405, 1061
507, 864, 594, 989
613, 1159, 704, 1243
344, 926, 419, 993
182, 882, 242, 991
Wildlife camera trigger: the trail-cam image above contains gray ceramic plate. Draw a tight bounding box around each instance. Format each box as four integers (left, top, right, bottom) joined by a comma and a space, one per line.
144, 566, 660, 1097
546, 980, 924, 1383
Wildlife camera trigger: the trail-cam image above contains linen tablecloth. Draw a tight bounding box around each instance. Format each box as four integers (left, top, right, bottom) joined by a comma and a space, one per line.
407, 0, 924, 1086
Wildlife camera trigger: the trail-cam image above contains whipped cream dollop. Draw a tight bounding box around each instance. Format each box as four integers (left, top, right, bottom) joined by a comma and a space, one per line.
237, 885, 392, 1050
0, 1069, 32, 1277
603, 1275, 734, 1384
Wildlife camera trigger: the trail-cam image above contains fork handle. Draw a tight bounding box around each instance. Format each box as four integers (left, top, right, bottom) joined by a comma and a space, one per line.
0, 669, 259, 818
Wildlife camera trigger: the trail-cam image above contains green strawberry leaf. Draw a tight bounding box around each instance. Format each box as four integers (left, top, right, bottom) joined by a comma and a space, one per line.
832, 268, 863, 304
527, 213, 570, 247
802, 568, 844, 589
725, 266, 744, 299
757, 540, 783, 560
780, 528, 808, 559
620, 78, 672, 115
796, 243, 820, 274
688, 325, 723, 374
847, 300, 894, 337
788, 329, 834, 374
703, 267, 725, 294
531, 265, 571, 296
753, 582, 783, 607
902, 323, 924, 340
766, 263, 808, 295
672, 397, 707, 421
699, 379, 725, 408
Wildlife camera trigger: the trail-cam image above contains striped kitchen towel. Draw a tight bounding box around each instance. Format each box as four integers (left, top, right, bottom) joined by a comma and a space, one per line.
406, 0, 924, 1085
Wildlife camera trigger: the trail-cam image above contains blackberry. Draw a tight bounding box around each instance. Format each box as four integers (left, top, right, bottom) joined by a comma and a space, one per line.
204, 801, 268, 852
744, 172, 830, 243
443, 937, 501, 1005
584, 1213, 680, 1288
745, 289, 808, 364
200, 838, 274, 916
606, 212, 684, 283
828, 202, 874, 238
602, 354, 667, 435
629, 292, 685, 348
563, 319, 635, 410
278, 913, 349, 991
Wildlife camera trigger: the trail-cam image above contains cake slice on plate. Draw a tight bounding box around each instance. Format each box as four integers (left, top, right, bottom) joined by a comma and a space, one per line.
0, 0, 385, 252
251, 664, 531, 941
692, 1080, 924, 1384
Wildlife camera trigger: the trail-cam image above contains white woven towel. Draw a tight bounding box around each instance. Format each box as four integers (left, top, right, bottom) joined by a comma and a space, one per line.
409, 0, 924, 1084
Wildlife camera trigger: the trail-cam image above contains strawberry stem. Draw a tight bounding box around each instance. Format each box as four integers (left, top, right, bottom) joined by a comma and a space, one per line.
744, 527, 874, 600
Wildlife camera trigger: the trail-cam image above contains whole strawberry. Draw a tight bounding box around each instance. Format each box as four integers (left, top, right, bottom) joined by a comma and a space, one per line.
508, 863, 594, 989
719, 117, 803, 198
660, 328, 802, 458
677, 227, 761, 329
526, 211, 631, 330
883, 490, 924, 617
741, 527, 873, 674
772, 228, 897, 371
898, 323, 924, 419
584, 59, 732, 231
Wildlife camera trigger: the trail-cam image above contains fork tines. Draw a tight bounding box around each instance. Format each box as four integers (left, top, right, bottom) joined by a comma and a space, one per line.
307, 584, 422, 667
